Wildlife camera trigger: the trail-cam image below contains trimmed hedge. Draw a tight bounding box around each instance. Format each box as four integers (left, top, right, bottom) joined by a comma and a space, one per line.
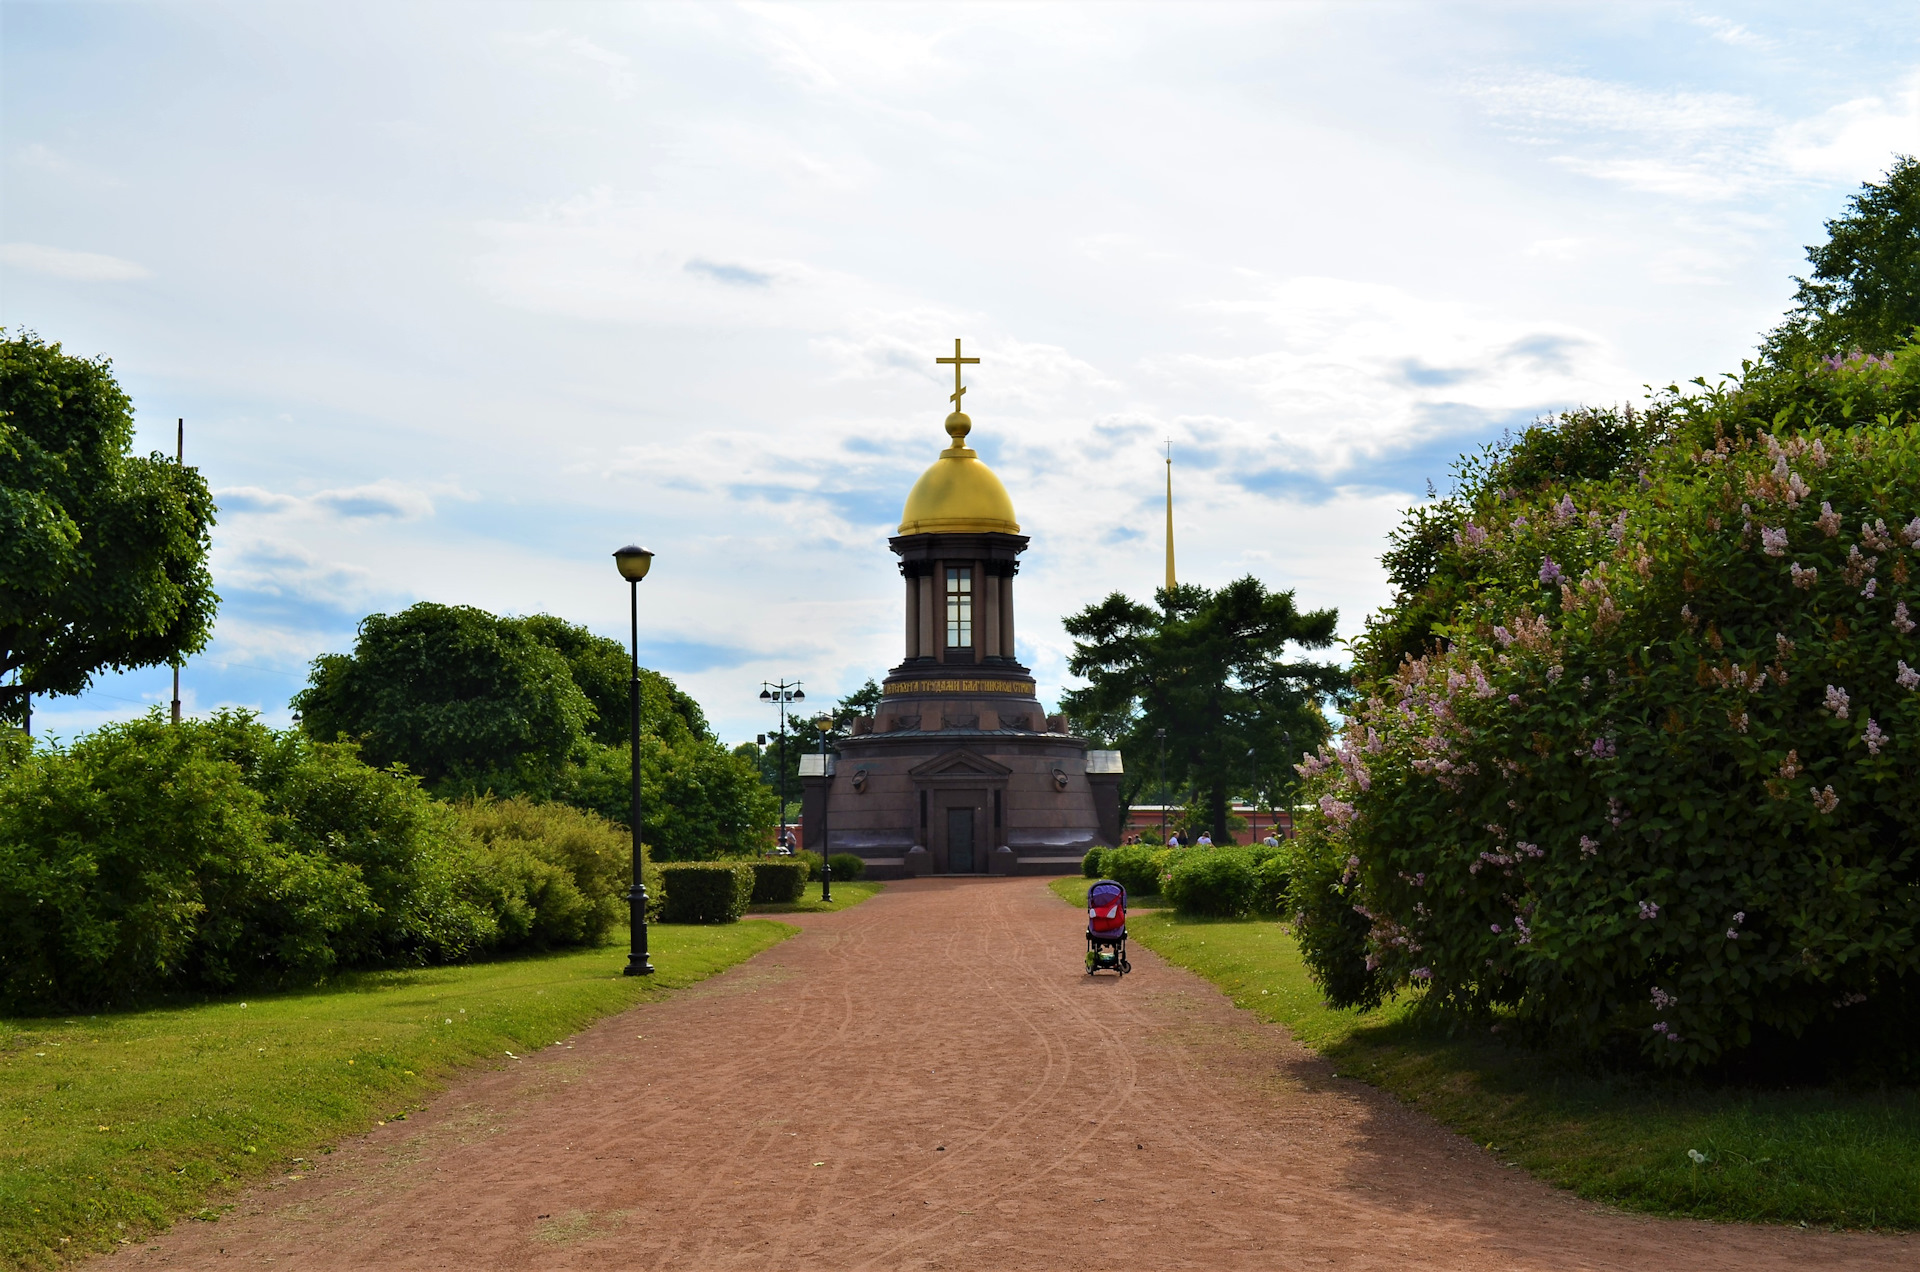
792, 849, 824, 881
748, 859, 808, 905
658, 861, 754, 923
1081, 846, 1108, 878
1163, 848, 1258, 917
826, 852, 866, 881
1102, 844, 1169, 897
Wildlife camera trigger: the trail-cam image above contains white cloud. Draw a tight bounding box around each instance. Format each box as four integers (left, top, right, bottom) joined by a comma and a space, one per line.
216, 480, 439, 521
495, 28, 637, 98
1, 242, 149, 281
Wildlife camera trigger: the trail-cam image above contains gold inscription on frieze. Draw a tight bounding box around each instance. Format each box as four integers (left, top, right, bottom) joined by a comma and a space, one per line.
884, 678, 1033, 697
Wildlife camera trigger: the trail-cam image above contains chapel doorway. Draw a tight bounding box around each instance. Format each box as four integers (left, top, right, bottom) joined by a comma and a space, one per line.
931, 788, 987, 874
947, 807, 975, 873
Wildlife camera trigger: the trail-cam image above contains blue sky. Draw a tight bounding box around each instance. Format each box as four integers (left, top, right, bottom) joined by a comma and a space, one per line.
5, 1, 1918, 745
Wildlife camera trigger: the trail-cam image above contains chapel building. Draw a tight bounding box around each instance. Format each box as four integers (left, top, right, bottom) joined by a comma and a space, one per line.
800, 342, 1122, 878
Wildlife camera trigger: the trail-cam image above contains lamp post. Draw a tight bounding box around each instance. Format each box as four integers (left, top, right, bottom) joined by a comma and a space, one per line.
613, 544, 655, 977
1155, 727, 1168, 844
759, 680, 805, 852
814, 714, 833, 901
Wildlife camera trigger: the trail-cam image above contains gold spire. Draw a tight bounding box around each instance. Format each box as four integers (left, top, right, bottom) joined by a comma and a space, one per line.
897, 338, 1020, 536
1164, 440, 1177, 591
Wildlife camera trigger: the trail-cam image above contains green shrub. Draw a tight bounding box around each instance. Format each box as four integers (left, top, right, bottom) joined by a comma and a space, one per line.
658, 862, 754, 923
451, 796, 634, 946
1294, 352, 1920, 1071
1081, 846, 1108, 878
748, 859, 807, 904
1101, 844, 1164, 896
791, 849, 824, 880
1162, 847, 1259, 917
0, 712, 499, 1011
1249, 845, 1293, 916
826, 852, 866, 881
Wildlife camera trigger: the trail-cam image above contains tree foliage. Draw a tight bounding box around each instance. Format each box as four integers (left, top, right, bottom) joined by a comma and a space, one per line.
1062, 577, 1344, 840
1763, 155, 1920, 364
0, 330, 218, 725
292, 603, 775, 857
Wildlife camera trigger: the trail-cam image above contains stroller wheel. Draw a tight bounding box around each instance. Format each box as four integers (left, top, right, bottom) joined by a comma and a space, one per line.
1120, 959, 1132, 974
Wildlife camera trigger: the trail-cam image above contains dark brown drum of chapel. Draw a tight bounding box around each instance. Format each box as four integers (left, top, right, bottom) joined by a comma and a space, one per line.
799, 368, 1122, 878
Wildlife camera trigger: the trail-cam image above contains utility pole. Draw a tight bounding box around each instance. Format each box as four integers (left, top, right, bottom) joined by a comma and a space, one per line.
171, 418, 184, 724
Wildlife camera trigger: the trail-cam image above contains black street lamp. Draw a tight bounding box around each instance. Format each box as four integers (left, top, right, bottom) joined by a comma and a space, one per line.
614, 544, 655, 977
1155, 727, 1168, 844
759, 680, 805, 852
814, 714, 833, 902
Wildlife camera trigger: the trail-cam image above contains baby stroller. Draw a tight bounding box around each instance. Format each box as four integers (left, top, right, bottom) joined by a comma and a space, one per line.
1085, 879, 1130, 975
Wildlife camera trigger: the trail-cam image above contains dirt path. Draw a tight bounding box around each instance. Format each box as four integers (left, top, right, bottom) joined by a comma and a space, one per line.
112, 877, 1913, 1270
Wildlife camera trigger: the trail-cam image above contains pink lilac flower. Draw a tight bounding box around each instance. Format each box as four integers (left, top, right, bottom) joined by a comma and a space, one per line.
1490, 923, 1502, 934
1457, 521, 1489, 549
1790, 562, 1818, 589
1539, 557, 1563, 585
1590, 737, 1616, 759
1728, 709, 1749, 733
1508, 693, 1521, 705
1638, 900, 1660, 920
1579, 835, 1599, 856
1777, 632, 1795, 658
1825, 685, 1851, 719
1650, 987, 1677, 1009
1863, 579, 1878, 599
1817, 502, 1841, 537
1319, 795, 1357, 828
1410, 968, 1432, 981
1761, 526, 1789, 556
1493, 625, 1514, 647
1610, 511, 1630, 546
1727, 929, 1740, 940
1904, 516, 1920, 547
1811, 439, 1829, 468
1552, 494, 1577, 525
1864, 718, 1887, 756
1894, 602, 1915, 636
1901, 661, 1920, 692
1813, 785, 1839, 814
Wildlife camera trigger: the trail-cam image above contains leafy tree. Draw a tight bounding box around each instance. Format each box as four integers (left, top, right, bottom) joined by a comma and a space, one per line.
1062, 577, 1344, 841
517, 613, 708, 747
294, 603, 775, 856
293, 603, 591, 797
1763, 155, 1920, 364
0, 330, 218, 727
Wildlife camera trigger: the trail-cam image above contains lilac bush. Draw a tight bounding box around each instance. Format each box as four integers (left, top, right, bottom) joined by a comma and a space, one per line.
1292, 367, 1920, 1069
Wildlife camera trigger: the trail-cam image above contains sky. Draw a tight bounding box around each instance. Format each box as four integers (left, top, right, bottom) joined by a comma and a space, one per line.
4, 1, 1919, 747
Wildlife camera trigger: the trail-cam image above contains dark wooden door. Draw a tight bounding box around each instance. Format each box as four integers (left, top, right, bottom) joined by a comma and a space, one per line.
946, 807, 975, 873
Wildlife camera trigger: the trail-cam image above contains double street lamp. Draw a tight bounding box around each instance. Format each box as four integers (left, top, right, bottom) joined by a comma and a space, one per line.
613, 544, 656, 978
759, 680, 805, 853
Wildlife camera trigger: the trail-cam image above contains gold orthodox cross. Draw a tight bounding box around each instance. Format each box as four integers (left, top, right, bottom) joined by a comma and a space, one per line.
936, 338, 979, 410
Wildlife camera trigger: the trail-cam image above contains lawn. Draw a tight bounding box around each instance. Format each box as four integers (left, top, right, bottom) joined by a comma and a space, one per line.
748, 879, 885, 914
0, 921, 793, 1268
1048, 886, 1920, 1231
1046, 876, 1163, 908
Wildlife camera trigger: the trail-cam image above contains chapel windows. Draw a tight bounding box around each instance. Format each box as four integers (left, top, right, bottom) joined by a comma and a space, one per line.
945, 566, 973, 649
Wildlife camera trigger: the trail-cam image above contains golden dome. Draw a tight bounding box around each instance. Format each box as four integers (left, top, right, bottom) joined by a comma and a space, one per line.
897, 411, 1020, 536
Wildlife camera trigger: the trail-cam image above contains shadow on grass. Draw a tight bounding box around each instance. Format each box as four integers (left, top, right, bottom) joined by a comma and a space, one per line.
1120, 907, 1920, 1230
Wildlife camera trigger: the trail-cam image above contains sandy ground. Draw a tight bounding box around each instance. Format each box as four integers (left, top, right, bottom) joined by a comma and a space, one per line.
108, 876, 1914, 1270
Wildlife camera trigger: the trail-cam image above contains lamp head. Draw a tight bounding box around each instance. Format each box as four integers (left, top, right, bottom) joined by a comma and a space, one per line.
814, 714, 832, 734
792, 689, 805, 701
613, 545, 655, 581
760, 688, 772, 701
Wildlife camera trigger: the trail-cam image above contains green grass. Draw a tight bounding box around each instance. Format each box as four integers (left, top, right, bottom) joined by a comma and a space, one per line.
1049, 887, 1920, 1230
1046, 876, 1163, 909
0, 921, 793, 1268
747, 879, 884, 914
